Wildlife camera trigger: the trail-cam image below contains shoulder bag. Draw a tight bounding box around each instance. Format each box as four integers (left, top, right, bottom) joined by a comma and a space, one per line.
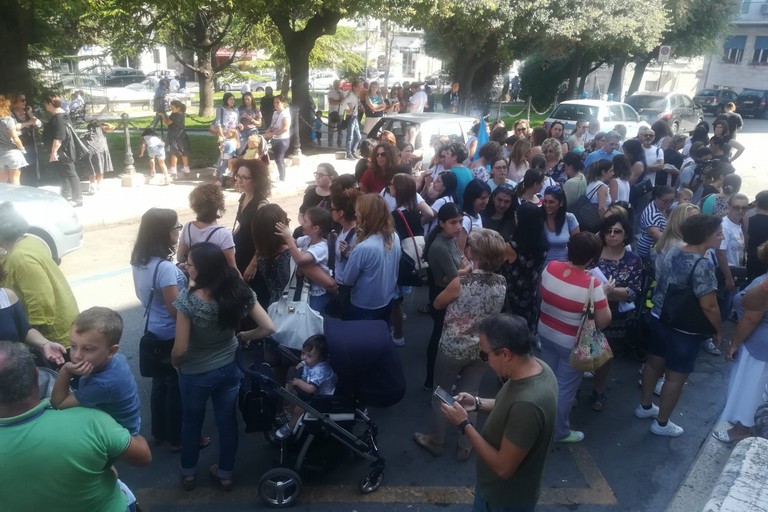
659, 257, 716, 335
570, 184, 603, 233
267, 259, 324, 350
325, 229, 355, 319
138, 262, 174, 378
569, 277, 613, 371
58, 120, 90, 163
396, 210, 426, 287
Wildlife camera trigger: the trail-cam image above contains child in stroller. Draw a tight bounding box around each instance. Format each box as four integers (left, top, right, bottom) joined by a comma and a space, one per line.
274, 335, 337, 440
237, 318, 406, 507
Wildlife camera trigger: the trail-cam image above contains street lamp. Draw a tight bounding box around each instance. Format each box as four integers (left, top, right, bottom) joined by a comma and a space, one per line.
120, 113, 142, 187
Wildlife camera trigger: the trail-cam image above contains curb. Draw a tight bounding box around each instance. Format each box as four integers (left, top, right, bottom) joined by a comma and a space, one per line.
666, 433, 733, 512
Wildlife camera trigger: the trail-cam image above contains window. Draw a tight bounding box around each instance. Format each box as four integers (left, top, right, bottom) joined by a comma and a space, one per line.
608, 105, 624, 122
723, 36, 747, 63
622, 105, 639, 122
402, 52, 416, 77
742, 0, 751, 14
753, 36, 768, 64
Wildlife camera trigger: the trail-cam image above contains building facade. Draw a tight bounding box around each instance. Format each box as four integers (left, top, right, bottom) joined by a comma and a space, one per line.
698, 0, 768, 92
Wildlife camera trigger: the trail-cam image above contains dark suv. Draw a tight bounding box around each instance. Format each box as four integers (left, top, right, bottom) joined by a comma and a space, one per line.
735, 90, 768, 119
693, 88, 739, 115
97, 67, 146, 87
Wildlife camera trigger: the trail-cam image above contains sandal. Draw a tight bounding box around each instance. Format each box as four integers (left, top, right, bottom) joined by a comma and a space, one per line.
209, 465, 233, 492
591, 391, 607, 412
182, 476, 196, 491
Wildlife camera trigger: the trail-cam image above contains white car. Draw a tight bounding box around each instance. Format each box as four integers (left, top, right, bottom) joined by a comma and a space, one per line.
310, 71, 339, 91
0, 184, 83, 262
544, 100, 650, 139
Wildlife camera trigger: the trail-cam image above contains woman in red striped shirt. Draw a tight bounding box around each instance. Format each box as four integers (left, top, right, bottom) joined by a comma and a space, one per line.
538, 232, 612, 443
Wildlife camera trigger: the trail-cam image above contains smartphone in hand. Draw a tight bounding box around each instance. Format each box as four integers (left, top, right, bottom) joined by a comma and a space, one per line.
433, 386, 455, 406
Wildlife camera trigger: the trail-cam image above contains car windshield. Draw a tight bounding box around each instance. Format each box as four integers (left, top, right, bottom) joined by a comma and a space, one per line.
550, 104, 598, 121
627, 96, 666, 109
739, 90, 765, 98
697, 89, 717, 96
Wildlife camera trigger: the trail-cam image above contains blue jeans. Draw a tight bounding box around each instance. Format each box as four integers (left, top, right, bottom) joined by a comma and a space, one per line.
473, 487, 535, 512
179, 360, 243, 479
346, 115, 361, 158
539, 336, 583, 440
347, 301, 392, 323
309, 293, 330, 316
271, 138, 289, 181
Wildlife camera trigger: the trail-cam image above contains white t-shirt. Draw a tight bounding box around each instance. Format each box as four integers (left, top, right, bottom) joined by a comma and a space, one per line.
381, 189, 425, 212
297, 236, 330, 296
615, 178, 630, 203
462, 213, 483, 234
180, 223, 235, 255
269, 110, 291, 140
344, 92, 360, 115
720, 216, 745, 267
409, 91, 428, 113
328, 88, 346, 114
643, 144, 663, 180
425, 196, 455, 237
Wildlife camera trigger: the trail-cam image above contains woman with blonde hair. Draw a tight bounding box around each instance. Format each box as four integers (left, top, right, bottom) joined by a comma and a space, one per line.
541, 137, 566, 185
413, 228, 507, 460
0, 95, 28, 185
507, 138, 531, 183
654, 203, 701, 277
336, 194, 401, 321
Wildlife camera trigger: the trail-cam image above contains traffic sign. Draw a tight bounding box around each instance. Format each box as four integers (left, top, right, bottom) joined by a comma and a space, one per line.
658, 45, 672, 62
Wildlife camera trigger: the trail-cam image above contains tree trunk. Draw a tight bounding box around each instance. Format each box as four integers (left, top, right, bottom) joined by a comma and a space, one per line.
577, 63, 589, 97
608, 57, 626, 100
565, 51, 585, 101
196, 50, 215, 118
0, 1, 33, 94
627, 56, 651, 97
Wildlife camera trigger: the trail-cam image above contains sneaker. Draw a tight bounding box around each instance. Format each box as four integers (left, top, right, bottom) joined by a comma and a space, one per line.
181, 166, 191, 174
555, 430, 585, 443
650, 420, 684, 437
273, 423, 294, 440
634, 403, 659, 419
392, 336, 405, 347
704, 339, 722, 355
654, 377, 665, 397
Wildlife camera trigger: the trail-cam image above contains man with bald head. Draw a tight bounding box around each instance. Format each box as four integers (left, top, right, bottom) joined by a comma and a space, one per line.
0, 341, 151, 511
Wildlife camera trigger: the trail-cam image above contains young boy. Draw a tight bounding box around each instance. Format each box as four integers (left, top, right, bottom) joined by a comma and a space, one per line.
275, 207, 333, 314
138, 128, 170, 184
51, 307, 141, 436
274, 335, 337, 440
312, 111, 323, 145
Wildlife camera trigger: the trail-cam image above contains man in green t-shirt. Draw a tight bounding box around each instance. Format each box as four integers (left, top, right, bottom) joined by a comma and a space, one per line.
441, 314, 557, 511
0, 341, 152, 511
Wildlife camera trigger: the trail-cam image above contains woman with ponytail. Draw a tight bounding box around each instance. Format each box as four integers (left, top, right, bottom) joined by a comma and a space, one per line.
172, 242, 275, 491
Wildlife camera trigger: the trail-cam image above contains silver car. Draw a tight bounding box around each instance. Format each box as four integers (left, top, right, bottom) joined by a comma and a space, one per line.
0, 184, 84, 262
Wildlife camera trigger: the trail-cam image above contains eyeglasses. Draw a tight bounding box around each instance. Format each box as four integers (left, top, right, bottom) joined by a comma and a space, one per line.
643, 134, 654, 138
493, 165, 508, 170
544, 149, 556, 153
730, 205, 749, 211
314, 172, 329, 178
235, 174, 252, 180
376, 152, 387, 157
515, 128, 526, 133
479, 348, 501, 362
605, 228, 625, 235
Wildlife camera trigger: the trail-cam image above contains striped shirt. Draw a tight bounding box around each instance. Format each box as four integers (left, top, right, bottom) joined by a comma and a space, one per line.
637, 202, 666, 258
538, 261, 608, 349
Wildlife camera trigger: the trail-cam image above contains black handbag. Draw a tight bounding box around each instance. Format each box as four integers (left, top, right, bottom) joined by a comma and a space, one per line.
570, 184, 603, 233
659, 257, 716, 335
138, 262, 174, 378
398, 251, 424, 287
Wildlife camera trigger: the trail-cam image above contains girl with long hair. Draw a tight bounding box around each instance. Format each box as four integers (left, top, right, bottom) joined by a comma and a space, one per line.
360, 142, 397, 193
542, 185, 580, 264
424, 170, 458, 236
507, 138, 531, 183
172, 242, 275, 491
482, 184, 516, 241
131, 208, 187, 453
609, 154, 632, 204
585, 160, 614, 219
621, 139, 647, 185
458, 179, 491, 253
515, 168, 545, 206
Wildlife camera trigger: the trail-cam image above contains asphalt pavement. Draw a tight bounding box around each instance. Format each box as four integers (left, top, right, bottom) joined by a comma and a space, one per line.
57, 136, 751, 511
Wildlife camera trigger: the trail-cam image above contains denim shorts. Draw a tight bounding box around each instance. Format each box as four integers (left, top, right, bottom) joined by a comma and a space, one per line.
147, 145, 166, 159
646, 314, 705, 374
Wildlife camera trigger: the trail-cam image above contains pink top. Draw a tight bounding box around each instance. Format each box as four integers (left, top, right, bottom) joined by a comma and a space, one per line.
538, 261, 608, 348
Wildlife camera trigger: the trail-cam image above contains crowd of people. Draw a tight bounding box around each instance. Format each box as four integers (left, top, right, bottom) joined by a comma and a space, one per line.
2, 94, 768, 511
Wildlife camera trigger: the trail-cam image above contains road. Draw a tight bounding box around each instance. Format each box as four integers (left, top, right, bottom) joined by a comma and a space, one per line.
56, 121, 768, 511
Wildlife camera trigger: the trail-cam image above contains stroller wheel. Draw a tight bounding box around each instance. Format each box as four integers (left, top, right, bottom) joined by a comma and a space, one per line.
258, 468, 302, 508
359, 469, 384, 494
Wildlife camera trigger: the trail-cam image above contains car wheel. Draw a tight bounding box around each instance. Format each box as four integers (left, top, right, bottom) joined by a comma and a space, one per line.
255, 86, 265, 93
222, 84, 230, 92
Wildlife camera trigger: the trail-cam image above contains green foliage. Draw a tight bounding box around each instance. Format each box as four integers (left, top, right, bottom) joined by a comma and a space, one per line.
656, 0, 740, 58
519, 54, 571, 108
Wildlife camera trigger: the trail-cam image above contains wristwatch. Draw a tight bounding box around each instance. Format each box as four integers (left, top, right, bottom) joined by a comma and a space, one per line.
458, 419, 472, 435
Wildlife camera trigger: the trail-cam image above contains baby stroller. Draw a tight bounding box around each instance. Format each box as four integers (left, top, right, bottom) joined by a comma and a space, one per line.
237, 318, 406, 508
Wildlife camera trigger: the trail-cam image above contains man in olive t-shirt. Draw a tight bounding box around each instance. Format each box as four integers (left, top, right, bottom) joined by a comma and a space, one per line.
442, 314, 557, 511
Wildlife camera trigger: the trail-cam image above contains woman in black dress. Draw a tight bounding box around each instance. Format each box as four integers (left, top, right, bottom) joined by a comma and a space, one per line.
163, 100, 190, 175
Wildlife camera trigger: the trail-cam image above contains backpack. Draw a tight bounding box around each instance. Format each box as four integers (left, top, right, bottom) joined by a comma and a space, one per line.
59, 120, 90, 163
570, 184, 604, 233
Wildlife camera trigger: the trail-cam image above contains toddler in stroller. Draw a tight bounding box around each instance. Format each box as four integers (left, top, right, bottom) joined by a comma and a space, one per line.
237, 318, 406, 507
274, 335, 337, 440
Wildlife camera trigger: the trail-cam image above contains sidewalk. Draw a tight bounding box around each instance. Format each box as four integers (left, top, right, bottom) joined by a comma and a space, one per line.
56, 149, 356, 229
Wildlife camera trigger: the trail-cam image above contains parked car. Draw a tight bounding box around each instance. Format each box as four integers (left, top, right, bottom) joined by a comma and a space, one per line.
693, 88, 740, 115
0, 184, 83, 262
146, 69, 178, 79
625, 92, 703, 134
97, 67, 146, 87
425, 70, 451, 86
544, 100, 650, 138
57, 76, 102, 91
735, 89, 768, 119
310, 71, 339, 91
366, 113, 476, 164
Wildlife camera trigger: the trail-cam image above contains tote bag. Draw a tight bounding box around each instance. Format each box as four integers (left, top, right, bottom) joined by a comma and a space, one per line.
267, 260, 324, 350
569, 277, 613, 371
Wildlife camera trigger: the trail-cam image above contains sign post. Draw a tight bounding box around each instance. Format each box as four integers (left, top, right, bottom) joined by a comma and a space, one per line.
657, 46, 672, 91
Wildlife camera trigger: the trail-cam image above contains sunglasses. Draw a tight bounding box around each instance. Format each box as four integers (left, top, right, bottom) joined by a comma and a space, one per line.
730, 205, 749, 211
605, 228, 625, 235
515, 128, 526, 133
479, 348, 501, 362
376, 152, 387, 157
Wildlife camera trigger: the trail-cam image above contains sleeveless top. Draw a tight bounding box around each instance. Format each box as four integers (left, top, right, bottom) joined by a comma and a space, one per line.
438, 270, 506, 360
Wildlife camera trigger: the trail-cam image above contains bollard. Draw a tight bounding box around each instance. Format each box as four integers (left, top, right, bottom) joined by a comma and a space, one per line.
120, 113, 142, 187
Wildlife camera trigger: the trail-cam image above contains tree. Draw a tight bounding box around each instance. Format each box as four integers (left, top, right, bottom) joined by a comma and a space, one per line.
625, 0, 740, 96
94, 0, 258, 116
0, 0, 94, 94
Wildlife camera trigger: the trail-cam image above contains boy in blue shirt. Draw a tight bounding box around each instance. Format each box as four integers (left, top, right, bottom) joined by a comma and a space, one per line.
52, 307, 141, 435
